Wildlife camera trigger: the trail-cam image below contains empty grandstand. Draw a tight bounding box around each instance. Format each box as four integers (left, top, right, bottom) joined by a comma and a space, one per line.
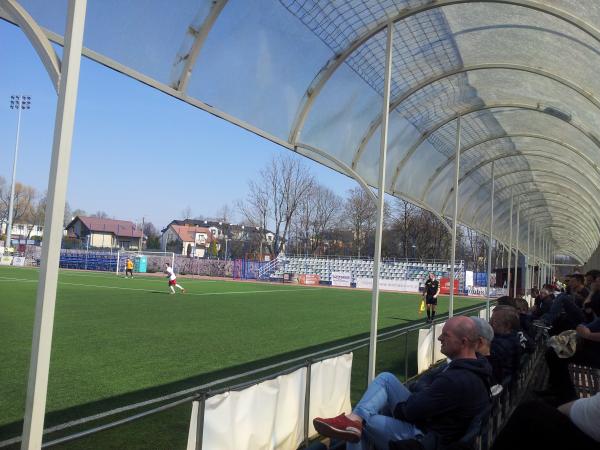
260, 255, 465, 290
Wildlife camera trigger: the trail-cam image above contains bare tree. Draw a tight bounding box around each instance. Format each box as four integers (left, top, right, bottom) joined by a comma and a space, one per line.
239, 155, 314, 255
24, 196, 46, 239
343, 186, 377, 257
71, 208, 87, 219
310, 185, 342, 253
181, 206, 193, 220
0, 181, 36, 226
91, 210, 109, 218
216, 204, 234, 223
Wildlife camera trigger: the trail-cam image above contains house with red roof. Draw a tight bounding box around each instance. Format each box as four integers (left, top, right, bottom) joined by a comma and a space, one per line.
65, 216, 143, 250
160, 223, 214, 257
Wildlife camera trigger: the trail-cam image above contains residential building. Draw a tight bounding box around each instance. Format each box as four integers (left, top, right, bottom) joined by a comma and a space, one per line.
160, 223, 214, 257
161, 219, 274, 258
1, 222, 44, 243
65, 216, 142, 250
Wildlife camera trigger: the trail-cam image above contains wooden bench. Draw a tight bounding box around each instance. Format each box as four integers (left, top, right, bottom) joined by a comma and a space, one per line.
568, 364, 600, 398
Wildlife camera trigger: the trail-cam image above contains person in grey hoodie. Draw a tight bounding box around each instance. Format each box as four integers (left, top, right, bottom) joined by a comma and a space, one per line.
313, 316, 492, 450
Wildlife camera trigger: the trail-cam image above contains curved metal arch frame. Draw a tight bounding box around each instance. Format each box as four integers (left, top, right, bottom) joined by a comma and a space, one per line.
459, 169, 600, 244
494, 216, 592, 261
537, 223, 592, 258
2, 0, 61, 92
496, 203, 597, 249
482, 190, 600, 244
469, 179, 600, 232
296, 142, 455, 235
511, 194, 600, 233
295, 143, 377, 204
288, 0, 600, 146
422, 133, 600, 201
529, 220, 592, 258
390, 102, 600, 191
444, 166, 600, 217
172, 0, 229, 93
351, 64, 600, 169
551, 237, 590, 260
442, 151, 600, 213
472, 171, 600, 236
559, 250, 584, 265
499, 211, 593, 257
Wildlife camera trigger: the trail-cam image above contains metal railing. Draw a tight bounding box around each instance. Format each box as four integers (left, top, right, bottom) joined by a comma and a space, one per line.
0, 302, 493, 449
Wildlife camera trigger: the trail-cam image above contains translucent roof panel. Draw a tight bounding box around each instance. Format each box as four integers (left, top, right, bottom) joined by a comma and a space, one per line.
4, 0, 600, 262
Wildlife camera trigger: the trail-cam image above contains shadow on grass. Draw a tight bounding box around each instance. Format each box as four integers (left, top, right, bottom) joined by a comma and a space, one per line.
2, 303, 483, 447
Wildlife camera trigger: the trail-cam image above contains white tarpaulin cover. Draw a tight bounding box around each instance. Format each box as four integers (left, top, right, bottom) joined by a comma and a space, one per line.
417, 322, 446, 374
2, 0, 598, 263
198, 353, 352, 450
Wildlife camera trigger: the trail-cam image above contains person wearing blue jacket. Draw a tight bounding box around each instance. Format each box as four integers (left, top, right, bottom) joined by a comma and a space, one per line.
313, 316, 492, 450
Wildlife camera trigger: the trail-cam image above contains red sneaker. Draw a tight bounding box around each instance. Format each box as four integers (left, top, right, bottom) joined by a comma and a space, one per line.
313, 413, 362, 443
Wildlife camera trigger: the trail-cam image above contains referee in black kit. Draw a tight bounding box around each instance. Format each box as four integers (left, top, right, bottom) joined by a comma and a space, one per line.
423, 272, 440, 323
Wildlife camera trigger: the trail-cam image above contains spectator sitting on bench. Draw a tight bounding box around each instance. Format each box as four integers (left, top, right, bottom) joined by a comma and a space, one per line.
582, 272, 600, 323
541, 291, 600, 403
471, 316, 506, 395
488, 306, 522, 384
532, 287, 554, 319
541, 274, 587, 334
514, 297, 535, 340
491, 393, 600, 450
584, 269, 600, 291
312, 316, 491, 450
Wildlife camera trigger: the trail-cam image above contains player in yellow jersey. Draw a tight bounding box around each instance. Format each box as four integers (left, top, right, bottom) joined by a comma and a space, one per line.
125, 258, 134, 278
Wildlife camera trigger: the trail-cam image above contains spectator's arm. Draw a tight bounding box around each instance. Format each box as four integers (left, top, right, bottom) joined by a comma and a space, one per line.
394, 375, 459, 421
576, 325, 600, 342
558, 400, 576, 416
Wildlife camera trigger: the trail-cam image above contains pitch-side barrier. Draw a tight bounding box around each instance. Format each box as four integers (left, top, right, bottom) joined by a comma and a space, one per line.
0, 303, 493, 449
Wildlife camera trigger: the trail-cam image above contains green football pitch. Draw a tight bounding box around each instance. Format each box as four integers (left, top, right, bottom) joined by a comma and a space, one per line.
0, 265, 484, 449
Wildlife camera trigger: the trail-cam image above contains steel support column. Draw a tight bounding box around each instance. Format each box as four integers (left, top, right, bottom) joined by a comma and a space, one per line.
21, 1, 87, 449
531, 223, 540, 289
526, 220, 530, 296
486, 162, 495, 320
540, 235, 545, 287
514, 197, 520, 298
507, 189, 513, 294
449, 116, 461, 317
367, 22, 393, 384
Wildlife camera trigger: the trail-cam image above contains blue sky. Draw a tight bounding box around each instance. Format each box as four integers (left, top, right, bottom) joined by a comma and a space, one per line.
0, 20, 356, 230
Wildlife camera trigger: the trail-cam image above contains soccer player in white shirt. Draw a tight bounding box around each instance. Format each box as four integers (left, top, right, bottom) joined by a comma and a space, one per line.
165, 263, 185, 294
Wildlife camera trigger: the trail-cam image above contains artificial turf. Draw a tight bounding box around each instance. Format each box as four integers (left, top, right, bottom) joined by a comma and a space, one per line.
0, 265, 484, 448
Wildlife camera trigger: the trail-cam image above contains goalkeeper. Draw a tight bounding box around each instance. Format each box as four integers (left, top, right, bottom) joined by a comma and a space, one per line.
125, 258, 134, 278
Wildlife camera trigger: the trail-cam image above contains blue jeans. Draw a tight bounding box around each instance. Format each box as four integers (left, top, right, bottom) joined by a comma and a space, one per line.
348, 372, 423, 450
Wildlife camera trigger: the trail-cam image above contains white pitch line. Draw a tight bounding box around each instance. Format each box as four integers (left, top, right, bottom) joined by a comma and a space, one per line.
0, 268, 218, 283
0, 276, 318, 296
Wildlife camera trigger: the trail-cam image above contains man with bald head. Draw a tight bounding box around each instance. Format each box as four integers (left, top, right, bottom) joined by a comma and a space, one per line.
314, 317, 492, 449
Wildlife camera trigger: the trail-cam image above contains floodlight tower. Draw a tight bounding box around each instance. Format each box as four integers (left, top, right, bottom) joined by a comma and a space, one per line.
5, 95, 31, 253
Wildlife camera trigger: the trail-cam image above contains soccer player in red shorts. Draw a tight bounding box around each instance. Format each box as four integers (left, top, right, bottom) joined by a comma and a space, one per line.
165, 263, 185, 294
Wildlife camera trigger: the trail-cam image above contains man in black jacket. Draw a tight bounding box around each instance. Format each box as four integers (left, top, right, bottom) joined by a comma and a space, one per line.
313, 316, 491, 449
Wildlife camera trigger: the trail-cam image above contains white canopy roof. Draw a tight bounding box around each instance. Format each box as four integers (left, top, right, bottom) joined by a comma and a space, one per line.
3, 0, 599, 262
